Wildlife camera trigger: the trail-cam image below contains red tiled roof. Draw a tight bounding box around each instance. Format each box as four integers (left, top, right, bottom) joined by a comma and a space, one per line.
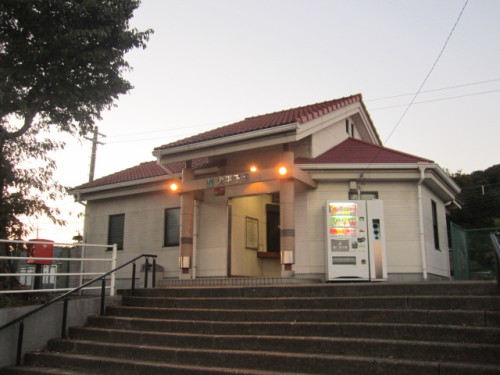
73, 139, 431, 191
295, 138, 433, 164
73, 159, 209, 190
155, 94, 363, 150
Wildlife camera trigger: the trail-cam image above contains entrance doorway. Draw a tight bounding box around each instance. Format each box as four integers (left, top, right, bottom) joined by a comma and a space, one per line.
228, 195, 281, 277
266, 204, 280, 253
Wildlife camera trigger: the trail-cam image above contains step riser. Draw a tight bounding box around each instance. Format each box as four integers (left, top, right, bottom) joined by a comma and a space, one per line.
129, 282, 498, 298
122, 296, 500, 311
123, 296, 410, 309
65, 329, 500, 365
16, 352, 500, 375
106, 306, 490, 326
32, 342, 440, 375
87, 316, 500, 344
22, 353, 270, 375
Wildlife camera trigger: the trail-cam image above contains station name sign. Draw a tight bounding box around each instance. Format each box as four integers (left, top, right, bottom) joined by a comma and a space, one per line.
206, 173, 250, 188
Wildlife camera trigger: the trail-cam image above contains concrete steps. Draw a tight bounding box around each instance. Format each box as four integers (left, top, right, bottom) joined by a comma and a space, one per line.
2, 281, 500, 374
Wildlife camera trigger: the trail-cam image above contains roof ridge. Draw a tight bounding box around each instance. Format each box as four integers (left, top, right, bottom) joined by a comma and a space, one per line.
296, 137, 432, 164
156, 94, 363, 151
243, 94, 362, 121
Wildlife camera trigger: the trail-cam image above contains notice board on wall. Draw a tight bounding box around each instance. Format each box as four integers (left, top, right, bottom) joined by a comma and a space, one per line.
245, 217, 259, 250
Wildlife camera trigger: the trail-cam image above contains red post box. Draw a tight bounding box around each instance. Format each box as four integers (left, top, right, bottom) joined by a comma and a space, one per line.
27, 239, 54, 265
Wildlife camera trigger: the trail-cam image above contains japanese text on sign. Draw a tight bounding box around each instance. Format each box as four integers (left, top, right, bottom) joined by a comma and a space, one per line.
207, 173, 250, 188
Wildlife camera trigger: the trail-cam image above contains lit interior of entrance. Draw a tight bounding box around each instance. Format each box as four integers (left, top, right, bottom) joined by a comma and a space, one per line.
229, 194, 281, 277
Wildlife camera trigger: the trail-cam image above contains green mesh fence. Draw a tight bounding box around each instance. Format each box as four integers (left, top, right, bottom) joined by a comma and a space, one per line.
450, 223, 500, 280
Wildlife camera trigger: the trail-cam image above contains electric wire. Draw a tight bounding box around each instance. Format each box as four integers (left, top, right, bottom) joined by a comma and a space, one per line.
101, 86, 500, 145
358, 0, 469, 181
370, 89, 500, 111
366, 78, 500, 102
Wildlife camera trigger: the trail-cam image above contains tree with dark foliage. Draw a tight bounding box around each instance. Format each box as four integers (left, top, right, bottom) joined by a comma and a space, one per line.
450, 164, 500, 276
450, 164, 500, 229
0, 0, 152, 288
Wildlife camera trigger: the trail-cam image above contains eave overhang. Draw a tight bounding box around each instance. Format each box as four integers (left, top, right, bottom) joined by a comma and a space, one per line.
69, 166, 221, 201
153, 123, 299, 164
296, 162, 460, 202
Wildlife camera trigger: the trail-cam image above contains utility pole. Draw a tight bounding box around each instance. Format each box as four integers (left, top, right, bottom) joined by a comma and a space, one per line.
86, 126, 106, 182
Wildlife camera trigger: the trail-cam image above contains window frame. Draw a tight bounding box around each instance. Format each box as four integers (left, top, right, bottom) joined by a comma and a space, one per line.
431, 200, 440, 250
164, 207, 180, 247
108, 214, 125, 250
349, 191, 379, 200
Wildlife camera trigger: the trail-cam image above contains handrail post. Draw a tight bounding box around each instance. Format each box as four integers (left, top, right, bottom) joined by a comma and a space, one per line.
16, 321, 24, 366
79, 244, 85, 296
131, 262, 136, 295
152, 257, 156, 288
144, 257, 149, 289
110, 244, 117, 296
61, 299, 69, 338
100, 278, 106, 315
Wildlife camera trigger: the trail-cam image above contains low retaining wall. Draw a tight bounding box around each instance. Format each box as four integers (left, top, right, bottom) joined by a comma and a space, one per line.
0, 295, 122, 367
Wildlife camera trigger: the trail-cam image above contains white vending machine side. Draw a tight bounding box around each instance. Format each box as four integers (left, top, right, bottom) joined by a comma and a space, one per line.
367, 200, 388, 281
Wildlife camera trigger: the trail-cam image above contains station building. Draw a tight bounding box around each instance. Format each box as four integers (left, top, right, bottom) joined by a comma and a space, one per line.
70, 94, 460, 283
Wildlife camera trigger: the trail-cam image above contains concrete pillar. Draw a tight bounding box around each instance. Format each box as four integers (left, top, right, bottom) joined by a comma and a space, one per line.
179, 166, 195, 279
280, 150, 295, 278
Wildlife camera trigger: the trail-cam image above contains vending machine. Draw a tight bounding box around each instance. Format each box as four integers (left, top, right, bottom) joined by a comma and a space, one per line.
326, 200, 387, 281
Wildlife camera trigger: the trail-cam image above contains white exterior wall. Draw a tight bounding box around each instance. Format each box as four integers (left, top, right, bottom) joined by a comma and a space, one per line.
298, 180, 424, 279
195, 193, 228, 277
83, 191, 181, 282
422, 186, 451, 278
376, 182, 422, 275
310, 120, 350, 159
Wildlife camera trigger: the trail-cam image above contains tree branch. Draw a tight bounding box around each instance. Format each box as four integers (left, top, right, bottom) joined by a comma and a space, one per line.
2, 107, 38, 141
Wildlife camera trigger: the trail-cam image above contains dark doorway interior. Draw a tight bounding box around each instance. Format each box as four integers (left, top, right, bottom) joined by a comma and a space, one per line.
266, 204, 280, 252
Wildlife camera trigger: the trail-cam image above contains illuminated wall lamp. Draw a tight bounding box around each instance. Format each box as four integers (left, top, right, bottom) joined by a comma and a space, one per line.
278, 166, 288, 176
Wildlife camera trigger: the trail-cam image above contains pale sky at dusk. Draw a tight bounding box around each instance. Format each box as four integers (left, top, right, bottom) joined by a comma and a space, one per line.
25, 0, 500, 242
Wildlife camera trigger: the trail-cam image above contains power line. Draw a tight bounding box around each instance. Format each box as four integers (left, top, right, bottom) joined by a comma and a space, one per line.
382, 0, 469, 145
98, 79, 500, 145
358, 0, 469, 181
94, 77, 499, 146
100, 85, 500, 146
366, 78, 500, 102
107, 120, 229, 139
370, 89, 500, 111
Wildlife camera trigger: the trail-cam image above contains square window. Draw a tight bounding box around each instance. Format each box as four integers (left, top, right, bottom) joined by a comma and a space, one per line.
432, 200, 440, 250
108, 214, 125, 250
349, 191, 378, 200
164, 208, 180, 247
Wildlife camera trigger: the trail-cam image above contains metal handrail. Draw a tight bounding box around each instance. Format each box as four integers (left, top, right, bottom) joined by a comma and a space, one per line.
0, 239, 117, 295
0, 253, 157, 365
490, 232, 500, 292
